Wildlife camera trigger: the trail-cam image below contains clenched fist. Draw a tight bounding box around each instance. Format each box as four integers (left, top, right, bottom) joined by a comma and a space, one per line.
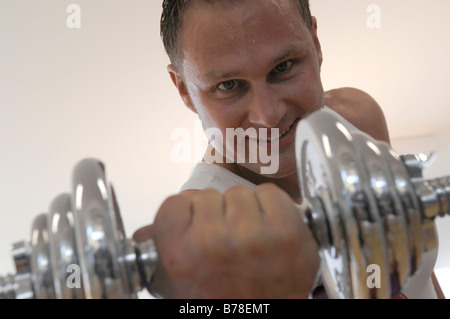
133, 183, 320, 299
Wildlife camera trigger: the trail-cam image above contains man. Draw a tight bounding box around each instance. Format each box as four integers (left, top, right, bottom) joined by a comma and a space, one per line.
134, 0, 444, 299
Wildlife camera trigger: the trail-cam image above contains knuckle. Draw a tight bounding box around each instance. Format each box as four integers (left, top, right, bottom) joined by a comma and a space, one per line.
153, 194, 192, 234
225, 184, 253, 198
192, 188, 222, 202
159, 194, 190, 212
254, 183, 282, 196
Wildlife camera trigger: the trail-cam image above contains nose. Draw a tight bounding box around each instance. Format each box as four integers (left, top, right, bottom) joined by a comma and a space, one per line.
247, 82, 286, 127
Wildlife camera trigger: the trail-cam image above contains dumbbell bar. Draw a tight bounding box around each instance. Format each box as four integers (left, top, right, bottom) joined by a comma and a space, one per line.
295, 108, 448, 299
0, 108, 448, 299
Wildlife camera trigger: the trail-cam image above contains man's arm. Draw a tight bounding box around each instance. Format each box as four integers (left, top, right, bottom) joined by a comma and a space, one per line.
324, 87, 391, 144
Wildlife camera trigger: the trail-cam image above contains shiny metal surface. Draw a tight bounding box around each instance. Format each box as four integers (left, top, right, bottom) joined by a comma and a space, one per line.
377, 143, 420, 277
351, 132, 409, 296
71, 158, 129, 298
48, 193, 85, 299
2, 107, 450, 299
10, 241, 34, 299
429, 179, 450, 217
135, 238, 158, 289
438, 177, 450, 217
0, 159, 157, 299
0, 274, 16, 299
296, 107, 367, 299
30, 214, 56, 299
413, 180, 440, 219
296, 107, 448, 298
398, 153, 440, 252
350, 131, 391, 298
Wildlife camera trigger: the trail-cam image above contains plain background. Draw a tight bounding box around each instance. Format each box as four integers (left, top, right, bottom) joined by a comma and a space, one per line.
1, 0, 449, 298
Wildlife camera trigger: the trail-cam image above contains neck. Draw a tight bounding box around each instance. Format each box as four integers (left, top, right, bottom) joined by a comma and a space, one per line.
212, 161, 303, 205
203, 144, 303, 204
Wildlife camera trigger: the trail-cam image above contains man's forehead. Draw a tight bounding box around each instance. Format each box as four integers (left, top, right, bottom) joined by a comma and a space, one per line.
199, 42, 310, 81
180, 0, 307, 45
179, 0, 311, 79
182, 0, 304, 27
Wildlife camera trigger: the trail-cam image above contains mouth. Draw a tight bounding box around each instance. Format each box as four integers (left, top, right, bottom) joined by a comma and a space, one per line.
257, 118, 300, 143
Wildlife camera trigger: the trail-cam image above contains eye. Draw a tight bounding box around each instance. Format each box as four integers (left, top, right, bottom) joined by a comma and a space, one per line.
217, 80, 238, 91
273, 60, 294, 74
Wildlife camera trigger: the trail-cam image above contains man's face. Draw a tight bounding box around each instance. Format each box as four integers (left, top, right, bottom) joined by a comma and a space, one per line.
172, 0, 324, 178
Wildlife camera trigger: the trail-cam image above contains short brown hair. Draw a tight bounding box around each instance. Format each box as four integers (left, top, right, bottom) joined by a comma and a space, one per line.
160, 0, 313, 68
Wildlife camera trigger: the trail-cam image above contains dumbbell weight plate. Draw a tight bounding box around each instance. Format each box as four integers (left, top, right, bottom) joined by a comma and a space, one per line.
30, 214, 56, 298
337, 153, 376, 298
376, 143, 424, 277
350, 132, 409, 296
71, 158, 132, 299
338, 130, 392, 299
296, 107, 373, 299
48, 193, 85, 298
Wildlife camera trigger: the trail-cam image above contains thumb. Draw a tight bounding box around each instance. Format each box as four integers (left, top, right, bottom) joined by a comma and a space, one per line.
133, 224, 156, 243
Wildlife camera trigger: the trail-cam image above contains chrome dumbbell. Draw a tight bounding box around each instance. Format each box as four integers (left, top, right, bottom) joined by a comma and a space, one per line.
0, 159, 158, 299
1, 107, 448, 299
295, 107, 448, 299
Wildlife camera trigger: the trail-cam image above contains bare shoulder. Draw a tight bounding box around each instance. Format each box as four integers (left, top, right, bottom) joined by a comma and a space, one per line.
324, 87, 391, 144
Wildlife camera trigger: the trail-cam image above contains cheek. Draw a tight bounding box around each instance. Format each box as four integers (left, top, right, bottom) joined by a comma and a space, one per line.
286, 73, 324, 111
184, 86, 220, 129
195, 100, 248, 156
195, 96, 245, 132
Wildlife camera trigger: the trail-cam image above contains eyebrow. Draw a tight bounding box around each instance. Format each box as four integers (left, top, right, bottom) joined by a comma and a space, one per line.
203, 42, 309, 82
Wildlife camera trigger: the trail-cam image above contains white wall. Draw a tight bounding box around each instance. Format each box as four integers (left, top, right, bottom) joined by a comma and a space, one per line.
0, 0, 449, 298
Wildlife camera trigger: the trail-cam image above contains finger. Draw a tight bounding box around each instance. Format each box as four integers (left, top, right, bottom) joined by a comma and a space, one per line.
254, 183, 303, 228
224, 185, 262, 226
153, 194, 192, 240
190, 188, 224, 229
133, 224, 156, 243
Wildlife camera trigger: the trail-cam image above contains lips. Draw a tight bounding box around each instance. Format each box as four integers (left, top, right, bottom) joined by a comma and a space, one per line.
257, 118, 300, 143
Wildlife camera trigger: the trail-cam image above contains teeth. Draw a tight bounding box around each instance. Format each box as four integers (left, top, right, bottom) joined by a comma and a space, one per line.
259, 126, 291, 143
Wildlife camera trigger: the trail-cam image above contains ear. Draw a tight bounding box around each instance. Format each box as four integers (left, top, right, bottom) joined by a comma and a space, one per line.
167, 64, 197, 114
310, 17, 323, 68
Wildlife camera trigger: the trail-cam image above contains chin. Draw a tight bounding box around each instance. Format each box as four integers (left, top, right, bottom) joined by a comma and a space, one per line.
264, 152, 298, 178
235, 143, 299, 179
263, 166, 297, 179
243, 160, 297, 179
